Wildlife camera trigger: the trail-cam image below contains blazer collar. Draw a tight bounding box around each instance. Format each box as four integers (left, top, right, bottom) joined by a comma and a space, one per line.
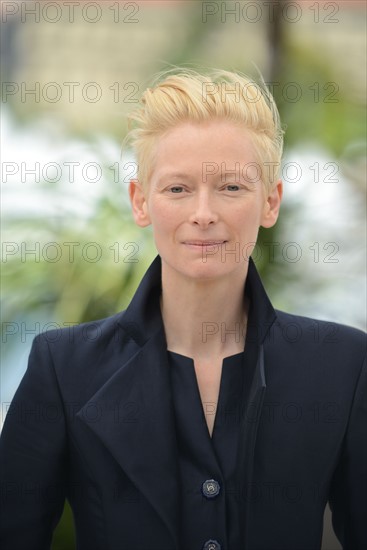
117, 254, 163, 347
119, 254, 277, 346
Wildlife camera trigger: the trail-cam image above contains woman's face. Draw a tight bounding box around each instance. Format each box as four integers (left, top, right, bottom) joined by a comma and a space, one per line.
130, 119, 282, 282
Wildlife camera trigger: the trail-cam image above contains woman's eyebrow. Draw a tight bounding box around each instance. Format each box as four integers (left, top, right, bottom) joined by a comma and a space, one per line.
157, 170, 248, 184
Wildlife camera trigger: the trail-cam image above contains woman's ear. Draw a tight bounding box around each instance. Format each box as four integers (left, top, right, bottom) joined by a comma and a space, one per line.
260, 180, 283, 228
129, 179, 151, 227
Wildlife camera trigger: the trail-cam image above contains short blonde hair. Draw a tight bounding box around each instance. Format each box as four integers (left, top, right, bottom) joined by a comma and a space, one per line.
124, 68, 285, 193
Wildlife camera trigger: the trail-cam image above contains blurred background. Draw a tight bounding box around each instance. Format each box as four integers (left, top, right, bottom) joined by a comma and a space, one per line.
1, 1, 366, 548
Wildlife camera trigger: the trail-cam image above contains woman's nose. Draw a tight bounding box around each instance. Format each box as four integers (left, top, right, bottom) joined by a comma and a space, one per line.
189, 192, 219, 227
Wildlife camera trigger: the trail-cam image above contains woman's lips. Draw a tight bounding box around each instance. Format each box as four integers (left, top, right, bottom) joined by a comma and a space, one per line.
183, 240, 227, 247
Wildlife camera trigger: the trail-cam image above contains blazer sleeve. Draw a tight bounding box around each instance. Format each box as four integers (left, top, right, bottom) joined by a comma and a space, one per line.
328, 352, 367, 550
0, 334, 68, 550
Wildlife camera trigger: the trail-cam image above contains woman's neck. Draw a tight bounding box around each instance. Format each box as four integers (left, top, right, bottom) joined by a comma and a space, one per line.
160, 262, 249, 360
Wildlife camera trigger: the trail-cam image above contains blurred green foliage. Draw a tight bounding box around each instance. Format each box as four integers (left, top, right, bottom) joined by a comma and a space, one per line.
52, 502, 76, 550
3, 188, 155, 326
273, 42, 365, 154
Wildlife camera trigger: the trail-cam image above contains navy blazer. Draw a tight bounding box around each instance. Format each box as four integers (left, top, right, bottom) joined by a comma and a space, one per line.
0, 255, 366, 550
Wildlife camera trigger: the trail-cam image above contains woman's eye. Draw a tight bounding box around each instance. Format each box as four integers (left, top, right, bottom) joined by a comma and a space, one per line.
225, 184, 240, 191
169, 186, 184, 193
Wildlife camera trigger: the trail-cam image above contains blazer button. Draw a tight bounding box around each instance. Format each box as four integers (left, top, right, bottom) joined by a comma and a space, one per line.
202, 479, 221, 499
203, 540, 221, 550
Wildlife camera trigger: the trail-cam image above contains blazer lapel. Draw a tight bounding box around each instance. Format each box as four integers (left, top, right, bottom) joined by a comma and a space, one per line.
76, 325, 180, 549
237, 343, 266, 546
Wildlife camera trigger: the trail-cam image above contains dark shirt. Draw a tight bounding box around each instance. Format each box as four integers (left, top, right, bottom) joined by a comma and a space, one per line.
168, 349, 246, 550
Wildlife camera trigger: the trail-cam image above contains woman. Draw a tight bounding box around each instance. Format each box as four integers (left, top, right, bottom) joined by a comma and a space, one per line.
0, 69, 366, 550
